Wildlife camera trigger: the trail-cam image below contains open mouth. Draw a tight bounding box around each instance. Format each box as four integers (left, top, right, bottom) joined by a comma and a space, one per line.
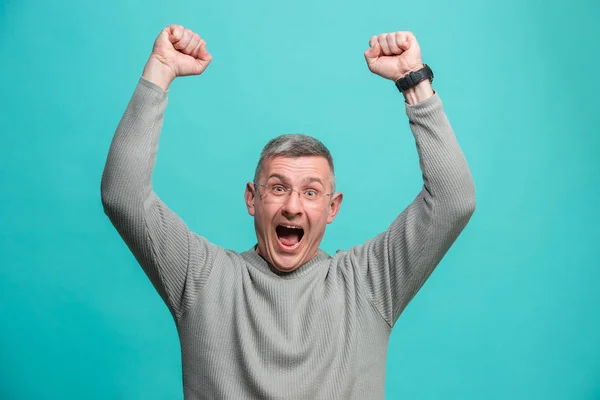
275, 224, 305, 249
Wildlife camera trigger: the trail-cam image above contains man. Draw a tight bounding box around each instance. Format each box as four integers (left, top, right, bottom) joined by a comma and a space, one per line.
101, 24, 475, 399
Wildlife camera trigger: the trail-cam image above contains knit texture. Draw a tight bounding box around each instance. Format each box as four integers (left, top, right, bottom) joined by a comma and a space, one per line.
101, 77, 475, 399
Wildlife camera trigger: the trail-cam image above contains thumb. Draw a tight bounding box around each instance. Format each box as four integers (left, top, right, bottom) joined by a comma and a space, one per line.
364, 41, 381, 66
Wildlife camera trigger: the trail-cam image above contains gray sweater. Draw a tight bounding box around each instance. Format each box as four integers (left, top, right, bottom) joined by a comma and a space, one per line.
101, 77, 475, 399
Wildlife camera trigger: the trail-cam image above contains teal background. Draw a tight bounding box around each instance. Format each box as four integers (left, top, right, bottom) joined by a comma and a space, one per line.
1, 0, 599, 398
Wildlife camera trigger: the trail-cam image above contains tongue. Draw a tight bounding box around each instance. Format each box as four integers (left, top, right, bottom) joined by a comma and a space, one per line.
278, 227, 301, 247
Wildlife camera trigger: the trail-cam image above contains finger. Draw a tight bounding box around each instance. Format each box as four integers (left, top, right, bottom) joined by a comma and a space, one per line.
197, 43, 212, 62
174, 28, 193, 50
168, 24, 185, 44
175, 29, 193, 50
184, 33, 200, 55
386, 34, 401, 54
369, 35, 377, 47
364, 41, 381, 66
191, 38, 206, 58
395, 31, 413, 51
378, 33, 391, 56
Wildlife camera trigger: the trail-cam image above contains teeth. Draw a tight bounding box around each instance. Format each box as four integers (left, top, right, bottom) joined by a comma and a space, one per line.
282, 225, 302, 230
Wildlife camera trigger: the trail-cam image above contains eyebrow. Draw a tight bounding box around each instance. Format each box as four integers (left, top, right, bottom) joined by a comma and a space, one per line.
266, 173, 288, 183
266, 174, 324, 187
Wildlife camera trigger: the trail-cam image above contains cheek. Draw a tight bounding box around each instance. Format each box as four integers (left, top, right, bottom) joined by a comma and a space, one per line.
307, 209, 330, 232
254, 202, 278, 226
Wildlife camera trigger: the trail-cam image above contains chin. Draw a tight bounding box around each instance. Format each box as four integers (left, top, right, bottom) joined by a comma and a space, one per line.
264, 248, 300, 272
257, 241, 308, 273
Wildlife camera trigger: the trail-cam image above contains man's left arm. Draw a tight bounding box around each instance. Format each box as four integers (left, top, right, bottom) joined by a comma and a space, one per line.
347, 32, 476, 328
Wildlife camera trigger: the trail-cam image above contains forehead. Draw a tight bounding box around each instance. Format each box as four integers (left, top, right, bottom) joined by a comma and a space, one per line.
260, 156, 332, 183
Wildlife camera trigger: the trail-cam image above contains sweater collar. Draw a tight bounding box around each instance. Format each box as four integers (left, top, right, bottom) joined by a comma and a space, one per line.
241, 245, 331, 279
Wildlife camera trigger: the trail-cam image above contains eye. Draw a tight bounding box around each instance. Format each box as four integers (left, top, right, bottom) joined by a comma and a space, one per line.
271, 185, 287, 195
304, 189, 318, 198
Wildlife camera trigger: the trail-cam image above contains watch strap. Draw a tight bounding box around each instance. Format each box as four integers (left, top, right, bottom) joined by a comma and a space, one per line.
395, 64, 434, 92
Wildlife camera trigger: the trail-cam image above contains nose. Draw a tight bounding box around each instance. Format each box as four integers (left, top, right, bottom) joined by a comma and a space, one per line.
281, 190, 304, 217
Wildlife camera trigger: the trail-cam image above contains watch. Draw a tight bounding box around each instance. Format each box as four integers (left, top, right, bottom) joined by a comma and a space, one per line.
395, 64, 434, 92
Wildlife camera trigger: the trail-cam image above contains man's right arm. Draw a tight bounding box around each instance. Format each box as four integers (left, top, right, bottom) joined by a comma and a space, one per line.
100, 25, 214, 321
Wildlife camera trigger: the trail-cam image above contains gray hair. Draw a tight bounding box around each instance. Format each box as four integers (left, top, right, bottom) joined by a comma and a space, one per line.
254, 134, 336, 193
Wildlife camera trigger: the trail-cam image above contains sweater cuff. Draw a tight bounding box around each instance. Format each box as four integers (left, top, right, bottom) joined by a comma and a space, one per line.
404, 91, 443, 122
127, 76, 169, 113
139, 76, 169, 96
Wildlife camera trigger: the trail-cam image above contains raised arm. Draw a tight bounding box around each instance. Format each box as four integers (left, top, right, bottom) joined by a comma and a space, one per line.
347, 32, 476, 327
100, 25, 215, 321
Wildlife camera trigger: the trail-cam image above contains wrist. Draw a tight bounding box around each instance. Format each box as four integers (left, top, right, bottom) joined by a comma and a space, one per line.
394, 64, 434, 105
142, 56, 176, 91
396, 63, 425, 81
402, 79, 434, 105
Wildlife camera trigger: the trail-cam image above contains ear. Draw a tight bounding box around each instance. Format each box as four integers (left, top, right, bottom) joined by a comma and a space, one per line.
326, 192, 343, 224
245, 182, 256, 216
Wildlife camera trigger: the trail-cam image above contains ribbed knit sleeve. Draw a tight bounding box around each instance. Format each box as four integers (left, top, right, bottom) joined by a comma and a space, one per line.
347, 92, 476, 328
100, 77, 216, 321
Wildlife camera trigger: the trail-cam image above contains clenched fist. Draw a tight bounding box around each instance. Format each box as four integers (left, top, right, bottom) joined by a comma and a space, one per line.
142, 25, 212, 91
364, 31, 423, 82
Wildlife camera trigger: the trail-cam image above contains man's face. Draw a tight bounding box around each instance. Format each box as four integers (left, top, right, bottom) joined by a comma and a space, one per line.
244, 156, 343, 273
